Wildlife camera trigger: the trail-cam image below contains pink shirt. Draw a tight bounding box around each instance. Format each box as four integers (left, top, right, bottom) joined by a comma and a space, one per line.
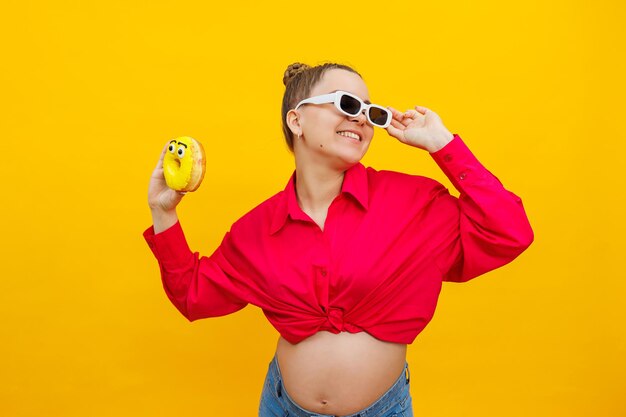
143, 134, 533, 344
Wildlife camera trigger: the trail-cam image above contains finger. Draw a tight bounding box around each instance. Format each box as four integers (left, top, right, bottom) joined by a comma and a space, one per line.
155, 141, 170, 170
390, 106, 416, 127
387, 106, 405, 122
400, 114, 414, 127
390, 118, 405, 130
403, 109, 420, 119
385, 124, 404, 141
414, 105, 429, 115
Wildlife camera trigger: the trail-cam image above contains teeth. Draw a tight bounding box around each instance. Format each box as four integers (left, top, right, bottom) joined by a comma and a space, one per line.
337, 131, 361, 141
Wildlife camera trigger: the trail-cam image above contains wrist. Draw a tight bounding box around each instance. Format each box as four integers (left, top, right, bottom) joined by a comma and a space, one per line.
151, 209, 179, 234
150, 207, 178, 218
149, 204, 175, 213
427, 131, 454, 153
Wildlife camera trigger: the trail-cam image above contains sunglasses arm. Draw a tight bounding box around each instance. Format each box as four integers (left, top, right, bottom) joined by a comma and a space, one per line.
294, 93, 338, 110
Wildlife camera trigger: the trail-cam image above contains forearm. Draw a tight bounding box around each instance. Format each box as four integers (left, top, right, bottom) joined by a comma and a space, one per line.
143, 221, 250, 320
426, 130, 454, 153
429, 134, 533, 282
151, 208, 179, 234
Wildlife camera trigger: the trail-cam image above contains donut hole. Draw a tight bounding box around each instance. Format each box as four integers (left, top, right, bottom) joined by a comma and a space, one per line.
174, 158, 181, 168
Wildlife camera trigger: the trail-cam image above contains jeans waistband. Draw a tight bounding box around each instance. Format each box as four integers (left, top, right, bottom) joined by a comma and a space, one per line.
268, 354, 410, 417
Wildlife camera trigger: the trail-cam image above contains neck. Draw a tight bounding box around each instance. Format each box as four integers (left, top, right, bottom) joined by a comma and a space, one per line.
293, 154, 347, 213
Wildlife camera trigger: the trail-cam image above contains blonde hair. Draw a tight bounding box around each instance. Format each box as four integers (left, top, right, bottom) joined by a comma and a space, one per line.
281, 62, 361, 152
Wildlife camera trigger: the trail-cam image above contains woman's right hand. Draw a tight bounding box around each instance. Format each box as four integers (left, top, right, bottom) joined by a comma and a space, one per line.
148, 142, 185, 213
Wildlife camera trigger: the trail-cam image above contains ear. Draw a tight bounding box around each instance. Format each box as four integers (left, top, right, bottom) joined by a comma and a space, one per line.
286, 109, 302, 137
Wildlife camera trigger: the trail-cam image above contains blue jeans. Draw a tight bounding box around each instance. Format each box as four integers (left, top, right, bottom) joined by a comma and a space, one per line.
258, 354, 413, 417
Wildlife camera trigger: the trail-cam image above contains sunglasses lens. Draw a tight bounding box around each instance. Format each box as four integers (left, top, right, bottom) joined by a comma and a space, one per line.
369, 107, 390, 126
339, 94, 361, 115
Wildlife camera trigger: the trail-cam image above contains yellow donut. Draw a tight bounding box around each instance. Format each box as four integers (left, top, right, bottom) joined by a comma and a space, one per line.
163, 136, 206, 192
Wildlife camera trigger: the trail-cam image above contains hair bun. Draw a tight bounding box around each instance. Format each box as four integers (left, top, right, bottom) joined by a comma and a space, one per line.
283, 62, 310, 86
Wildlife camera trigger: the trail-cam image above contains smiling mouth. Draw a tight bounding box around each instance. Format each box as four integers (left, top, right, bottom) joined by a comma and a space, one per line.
337, 131, 361, 142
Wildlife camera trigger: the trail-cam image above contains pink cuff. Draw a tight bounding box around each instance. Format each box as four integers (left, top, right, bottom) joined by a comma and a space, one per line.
143, 220, 193, 267
429, 133, 493, 190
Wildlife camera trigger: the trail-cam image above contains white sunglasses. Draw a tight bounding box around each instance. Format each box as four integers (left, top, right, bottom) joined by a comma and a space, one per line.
294, 90, 392, 128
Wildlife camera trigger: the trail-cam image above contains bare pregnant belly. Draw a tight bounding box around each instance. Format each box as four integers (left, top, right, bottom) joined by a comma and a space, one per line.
275, 331, 408, 417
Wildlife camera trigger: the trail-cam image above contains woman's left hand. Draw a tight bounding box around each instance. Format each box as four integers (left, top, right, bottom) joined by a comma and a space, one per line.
385, 105, 454, 153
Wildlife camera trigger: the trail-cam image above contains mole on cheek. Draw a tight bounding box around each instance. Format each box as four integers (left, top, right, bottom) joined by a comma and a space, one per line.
320, 144, 323, 147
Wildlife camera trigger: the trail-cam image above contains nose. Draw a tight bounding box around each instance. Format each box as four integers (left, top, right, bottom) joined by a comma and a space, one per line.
349, 109, 367, 125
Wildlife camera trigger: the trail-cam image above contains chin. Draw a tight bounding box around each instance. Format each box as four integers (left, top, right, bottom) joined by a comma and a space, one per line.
336, 149, 367, 167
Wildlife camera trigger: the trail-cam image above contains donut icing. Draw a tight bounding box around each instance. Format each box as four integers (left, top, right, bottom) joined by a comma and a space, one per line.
163, 136, 206, 192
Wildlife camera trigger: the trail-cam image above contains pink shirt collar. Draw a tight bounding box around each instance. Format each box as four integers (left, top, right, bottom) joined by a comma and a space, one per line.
270, 162, 369, 235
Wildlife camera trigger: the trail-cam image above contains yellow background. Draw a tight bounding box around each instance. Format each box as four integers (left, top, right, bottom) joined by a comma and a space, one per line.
1, 0, 624, 416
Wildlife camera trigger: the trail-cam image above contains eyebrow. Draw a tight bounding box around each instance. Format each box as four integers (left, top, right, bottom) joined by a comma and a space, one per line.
329, 89, 371, 104
170, 139, 188, 148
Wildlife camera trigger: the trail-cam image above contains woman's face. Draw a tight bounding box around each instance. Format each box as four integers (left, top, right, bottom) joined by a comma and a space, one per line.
293, 69, 375, 167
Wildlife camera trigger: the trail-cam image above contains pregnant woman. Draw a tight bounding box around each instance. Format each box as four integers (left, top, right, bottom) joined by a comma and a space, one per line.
144, 62, 534, 417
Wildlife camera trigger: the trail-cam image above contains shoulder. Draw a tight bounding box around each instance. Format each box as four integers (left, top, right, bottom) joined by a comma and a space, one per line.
364, 165, 448, 199
227, 189, 284, 238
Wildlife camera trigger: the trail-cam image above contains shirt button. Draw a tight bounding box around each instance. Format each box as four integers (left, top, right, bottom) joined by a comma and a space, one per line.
459, 172, 467, 180
320, 269, 327, 276
444, 154, 453, 162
